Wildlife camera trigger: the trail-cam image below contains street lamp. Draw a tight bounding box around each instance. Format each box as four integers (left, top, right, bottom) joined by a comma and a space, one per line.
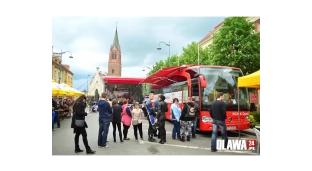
157, 41, 170, 66
62, 51, 73, 58
142, 66, 151, 95
142, 66, 150, 72
87, 74, 91, 99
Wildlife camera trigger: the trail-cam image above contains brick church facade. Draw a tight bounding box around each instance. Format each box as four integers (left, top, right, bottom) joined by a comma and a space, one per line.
108, 27, 122, 77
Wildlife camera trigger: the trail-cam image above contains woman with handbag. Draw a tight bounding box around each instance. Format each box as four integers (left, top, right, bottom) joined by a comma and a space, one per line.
71, 95, 95, 154
121, 99, 132, 140
131, 102, 144, 141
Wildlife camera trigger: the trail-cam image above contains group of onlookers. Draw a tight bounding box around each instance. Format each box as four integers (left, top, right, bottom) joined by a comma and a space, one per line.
55, 91, 228, 154
145, 93, 200, 144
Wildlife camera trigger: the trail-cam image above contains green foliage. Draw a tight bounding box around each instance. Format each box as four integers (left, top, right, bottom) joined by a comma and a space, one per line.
250, 111, 260, 128
149, 41, 210, 75
148, 17, 260, 77
250, 111, 260, 123
179, 41, 210, 65
249, 115, 256, 128
209, 17, 260, 75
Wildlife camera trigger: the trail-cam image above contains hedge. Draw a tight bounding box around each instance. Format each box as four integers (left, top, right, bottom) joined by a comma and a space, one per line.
250, 111, 260, 128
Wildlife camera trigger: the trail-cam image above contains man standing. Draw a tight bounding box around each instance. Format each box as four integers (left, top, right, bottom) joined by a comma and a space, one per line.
210, 92, 228, 152
97, 93, 112, 148
52, 96, 60, 128
146, 93, 157, 142
191, 97, 199, 138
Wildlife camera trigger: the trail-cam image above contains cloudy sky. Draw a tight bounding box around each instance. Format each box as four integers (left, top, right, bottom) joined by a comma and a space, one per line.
52, 17, 226, 90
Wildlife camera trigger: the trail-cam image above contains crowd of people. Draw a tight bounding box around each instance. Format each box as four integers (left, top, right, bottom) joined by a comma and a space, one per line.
53, 91, 228, 154
52, 96, 73, 131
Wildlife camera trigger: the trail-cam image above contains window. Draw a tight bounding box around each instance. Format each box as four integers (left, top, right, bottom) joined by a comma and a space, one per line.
112, 69, 114, 74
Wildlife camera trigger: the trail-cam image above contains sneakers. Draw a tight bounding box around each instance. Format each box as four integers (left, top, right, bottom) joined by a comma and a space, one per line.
211, 149, 218, 152
99, 145, 109, 148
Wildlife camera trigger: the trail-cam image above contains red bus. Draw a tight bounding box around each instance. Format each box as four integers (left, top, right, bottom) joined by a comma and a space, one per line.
143, 65, 250, 131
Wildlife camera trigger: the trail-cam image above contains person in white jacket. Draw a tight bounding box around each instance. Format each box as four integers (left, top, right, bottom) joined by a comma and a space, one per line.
170, 98, 181, 140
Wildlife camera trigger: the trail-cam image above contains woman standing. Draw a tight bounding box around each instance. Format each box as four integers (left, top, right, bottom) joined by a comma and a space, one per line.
157, 94, 168, 144
131, 102, 144, 141
71, 95, 95, 154
121, 99, 132, 140
170, 98, 181, 140
112, 100, 124, 143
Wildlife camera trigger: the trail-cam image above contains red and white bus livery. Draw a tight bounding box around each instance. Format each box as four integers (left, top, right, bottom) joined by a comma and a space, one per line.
143, 65, 250, 131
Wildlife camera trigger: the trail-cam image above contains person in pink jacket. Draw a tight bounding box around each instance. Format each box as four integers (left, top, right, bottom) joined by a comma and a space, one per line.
121, 99, 132, 140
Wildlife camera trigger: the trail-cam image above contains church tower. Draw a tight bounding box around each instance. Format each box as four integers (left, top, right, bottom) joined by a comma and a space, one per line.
108, 26, 121, 77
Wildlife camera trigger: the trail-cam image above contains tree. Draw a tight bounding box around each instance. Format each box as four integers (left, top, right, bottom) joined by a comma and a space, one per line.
209, 17, 260, 75
149, 60, 166, 75
148, 41, 210, 75
179, 41, 210, 65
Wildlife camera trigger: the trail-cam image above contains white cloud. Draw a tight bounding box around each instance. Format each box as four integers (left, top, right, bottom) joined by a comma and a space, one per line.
53, 17, 226, 89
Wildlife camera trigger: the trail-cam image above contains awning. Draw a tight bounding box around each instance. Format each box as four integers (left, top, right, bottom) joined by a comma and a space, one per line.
143, 66, 189, 87
237, 70, 260, 89
103, 76, 146, 84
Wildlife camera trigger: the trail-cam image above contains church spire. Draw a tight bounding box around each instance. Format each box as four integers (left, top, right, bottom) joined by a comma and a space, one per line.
112, 22, 120, 49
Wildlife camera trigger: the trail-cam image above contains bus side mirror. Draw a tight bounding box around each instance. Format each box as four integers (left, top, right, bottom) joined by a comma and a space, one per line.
199, 75, 207, 88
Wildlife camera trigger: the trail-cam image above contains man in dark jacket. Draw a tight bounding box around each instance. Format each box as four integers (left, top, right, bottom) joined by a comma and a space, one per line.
210, 92, 228, 152
180, 97, 196, 142
191, 97, 200, 138
156, 94, 168, 144
97, 92, 112, 148
52, 96, 60, 128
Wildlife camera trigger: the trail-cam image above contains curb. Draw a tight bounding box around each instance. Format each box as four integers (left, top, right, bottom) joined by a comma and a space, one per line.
239, 129, 256, 136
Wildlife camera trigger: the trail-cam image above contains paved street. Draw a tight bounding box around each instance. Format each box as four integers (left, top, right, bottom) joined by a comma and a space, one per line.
52, 111, 258, 155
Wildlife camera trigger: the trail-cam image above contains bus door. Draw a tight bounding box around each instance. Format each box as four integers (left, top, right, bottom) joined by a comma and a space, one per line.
191, 78, 201, 129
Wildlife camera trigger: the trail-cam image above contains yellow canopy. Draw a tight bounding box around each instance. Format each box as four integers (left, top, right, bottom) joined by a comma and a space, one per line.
237, 70, 260, 89
59, 83, 75, 96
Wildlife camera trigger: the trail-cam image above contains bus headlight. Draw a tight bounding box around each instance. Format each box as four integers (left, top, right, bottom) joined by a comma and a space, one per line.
202, 116, 213, 123
245, 116, 250, 121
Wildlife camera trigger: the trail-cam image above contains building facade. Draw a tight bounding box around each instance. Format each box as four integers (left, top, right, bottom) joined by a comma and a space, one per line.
199, 17, 260, 49
52, 53, 74, 87
108, 27, 122, 77
87, 70, 108, 101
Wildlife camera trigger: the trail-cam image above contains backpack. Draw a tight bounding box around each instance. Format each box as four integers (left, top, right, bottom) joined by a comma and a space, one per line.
185, 104, 195, 117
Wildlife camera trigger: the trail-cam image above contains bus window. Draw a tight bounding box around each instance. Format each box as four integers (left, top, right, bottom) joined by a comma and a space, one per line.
200, 67, 249, 111
182, 86, 188, 103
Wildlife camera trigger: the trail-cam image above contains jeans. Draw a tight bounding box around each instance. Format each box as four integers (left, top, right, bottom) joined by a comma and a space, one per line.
172, 120, 181, 139
192, 117, 198, 137
98, 118, 110, 147
211, 119, 228, 151
52, 119, 54, 130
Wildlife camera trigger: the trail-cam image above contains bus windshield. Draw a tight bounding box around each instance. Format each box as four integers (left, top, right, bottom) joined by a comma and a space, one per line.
200, 67, 249, 111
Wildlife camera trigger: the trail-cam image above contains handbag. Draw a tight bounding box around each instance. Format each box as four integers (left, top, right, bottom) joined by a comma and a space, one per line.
132, 119, 138, 125
74, 108, 85, 127
132, 108, 142, 125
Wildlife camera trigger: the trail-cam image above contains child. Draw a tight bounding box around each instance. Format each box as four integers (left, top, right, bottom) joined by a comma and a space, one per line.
52, 106, 56, 131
